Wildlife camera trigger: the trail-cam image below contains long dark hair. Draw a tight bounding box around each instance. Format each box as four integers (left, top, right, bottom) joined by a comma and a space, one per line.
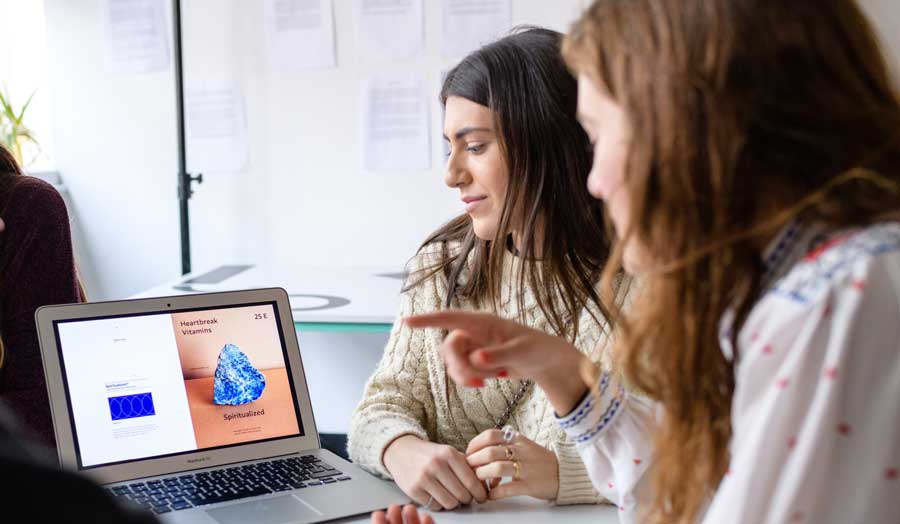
413, 27, 614, 340
564, 1, 900, 522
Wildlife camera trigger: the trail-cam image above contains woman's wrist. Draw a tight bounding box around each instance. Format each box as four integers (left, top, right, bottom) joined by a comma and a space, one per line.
534, 340, 591, 416
383, 434, 422, 474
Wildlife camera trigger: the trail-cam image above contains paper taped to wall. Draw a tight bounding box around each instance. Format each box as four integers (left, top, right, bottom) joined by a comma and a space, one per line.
265, 0, 336, 72
105, 0, 170, 74
361, 73, 430, 171
354, 0, 425, 63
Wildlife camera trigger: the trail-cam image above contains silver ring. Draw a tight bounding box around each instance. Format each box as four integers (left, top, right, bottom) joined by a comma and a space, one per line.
423, 495, 434, 510
501, 424, 518, 443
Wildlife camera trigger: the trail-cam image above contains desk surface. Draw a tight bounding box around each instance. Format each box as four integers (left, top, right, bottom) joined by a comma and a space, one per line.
337, 497, 620, 524
132, 264, 403, 325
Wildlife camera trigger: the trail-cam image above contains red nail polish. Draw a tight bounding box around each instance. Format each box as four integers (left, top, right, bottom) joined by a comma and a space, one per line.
468, 378, 485, 387
497, 370, 508, 378
475, 350, 491, 364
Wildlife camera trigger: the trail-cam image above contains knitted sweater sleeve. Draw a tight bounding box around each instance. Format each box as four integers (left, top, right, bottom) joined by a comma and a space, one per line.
347, 251, 442, 479
551, 307, 610, 505
552, 274, 634, 505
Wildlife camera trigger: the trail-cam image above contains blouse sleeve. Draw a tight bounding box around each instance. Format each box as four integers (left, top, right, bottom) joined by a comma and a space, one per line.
556, 371, 658, 523
703, 249, 900, 523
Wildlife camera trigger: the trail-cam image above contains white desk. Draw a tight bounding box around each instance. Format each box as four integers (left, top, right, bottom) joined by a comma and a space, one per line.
131, 264, 403, 325
132, 264, 402, 434
336, 497, 620, 524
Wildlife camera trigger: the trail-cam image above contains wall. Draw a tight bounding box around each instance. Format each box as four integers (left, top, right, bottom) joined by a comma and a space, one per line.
44, 0, 180, 300
43, 0, 588, 300
42, 0, 900, 301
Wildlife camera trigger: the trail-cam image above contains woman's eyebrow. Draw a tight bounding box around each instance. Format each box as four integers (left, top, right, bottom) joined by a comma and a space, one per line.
452, 126, 493, 140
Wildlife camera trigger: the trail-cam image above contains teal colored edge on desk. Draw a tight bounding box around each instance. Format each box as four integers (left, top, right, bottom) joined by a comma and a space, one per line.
294, 321, 393, 333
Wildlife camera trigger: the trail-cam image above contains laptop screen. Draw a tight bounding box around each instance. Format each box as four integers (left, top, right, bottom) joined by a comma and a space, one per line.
52, 301, 304, 470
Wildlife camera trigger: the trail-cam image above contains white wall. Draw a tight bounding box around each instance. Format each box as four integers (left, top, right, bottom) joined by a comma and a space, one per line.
0, 0, 54, 170
41, 0, 900, 301
860, 0, 900, 76
43, 0, 587, 300
44, 0, 180, 300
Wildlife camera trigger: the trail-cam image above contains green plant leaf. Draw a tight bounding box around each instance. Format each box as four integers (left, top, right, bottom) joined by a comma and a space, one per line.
16, 91, 35, 124
0, 89, 16, 122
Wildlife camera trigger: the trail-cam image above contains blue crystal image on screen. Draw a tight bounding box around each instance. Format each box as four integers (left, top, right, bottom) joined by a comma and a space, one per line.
108, 392, 156, 421
213, 343, 266, 405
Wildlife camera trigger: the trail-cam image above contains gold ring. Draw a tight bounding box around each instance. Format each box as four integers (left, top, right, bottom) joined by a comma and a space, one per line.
504, 446, 515, 461
512, 460, 521, 480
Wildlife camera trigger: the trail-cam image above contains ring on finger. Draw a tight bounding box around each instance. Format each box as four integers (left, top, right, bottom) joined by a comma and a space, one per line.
512, 460, 521, 480
504, 445, 515, 461
423, 495, 434, 511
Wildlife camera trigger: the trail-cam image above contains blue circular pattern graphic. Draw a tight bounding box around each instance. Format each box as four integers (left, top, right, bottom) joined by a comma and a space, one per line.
108, 393, 156, 421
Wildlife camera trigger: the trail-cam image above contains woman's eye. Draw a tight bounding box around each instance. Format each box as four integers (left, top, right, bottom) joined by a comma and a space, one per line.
467, 143, 485, 154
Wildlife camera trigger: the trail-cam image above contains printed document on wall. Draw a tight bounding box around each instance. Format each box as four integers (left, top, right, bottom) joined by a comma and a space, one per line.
105, 0, 170, 74
361, 74, 430, 171
441, 0, 511, 59
185, 80, 249, 174
265, 0, 336, 72
353, 0, 424, 63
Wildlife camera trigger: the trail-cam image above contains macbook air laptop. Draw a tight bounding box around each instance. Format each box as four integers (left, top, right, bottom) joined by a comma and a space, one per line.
36, 288, 408, 523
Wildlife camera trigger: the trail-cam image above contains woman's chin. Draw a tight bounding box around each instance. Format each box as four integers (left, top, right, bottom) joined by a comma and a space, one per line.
471, 221, 499, 241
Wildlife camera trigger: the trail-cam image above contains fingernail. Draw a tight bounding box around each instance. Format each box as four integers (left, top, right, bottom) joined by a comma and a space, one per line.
467, 378, 485, 387
474, 350, 491, 364
497, 370, 508, 378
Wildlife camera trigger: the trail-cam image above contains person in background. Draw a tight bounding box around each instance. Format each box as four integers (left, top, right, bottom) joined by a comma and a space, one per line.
349, 27, 630, 510
400, 0, 900, 523
0, 144, 84, 453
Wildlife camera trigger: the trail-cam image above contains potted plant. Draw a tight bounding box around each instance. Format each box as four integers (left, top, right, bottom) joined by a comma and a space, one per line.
0, 86, 40, 168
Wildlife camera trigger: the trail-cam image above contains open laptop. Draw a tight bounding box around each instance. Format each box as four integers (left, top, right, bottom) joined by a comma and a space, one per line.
36, 288, 409, 523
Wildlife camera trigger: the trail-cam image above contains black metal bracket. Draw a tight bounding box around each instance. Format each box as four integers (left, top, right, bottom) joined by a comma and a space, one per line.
177, 172, 203, 200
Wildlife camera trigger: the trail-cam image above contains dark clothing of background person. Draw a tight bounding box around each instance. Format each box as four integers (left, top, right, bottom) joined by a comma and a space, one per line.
0, 174, 84, 453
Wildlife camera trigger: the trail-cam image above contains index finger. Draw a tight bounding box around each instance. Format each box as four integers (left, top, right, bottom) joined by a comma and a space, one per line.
404, 311, 513, 341
465, 429, 504, 456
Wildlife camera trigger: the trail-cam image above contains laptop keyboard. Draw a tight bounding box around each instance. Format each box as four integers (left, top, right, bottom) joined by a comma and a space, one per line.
107, 455, 352, 514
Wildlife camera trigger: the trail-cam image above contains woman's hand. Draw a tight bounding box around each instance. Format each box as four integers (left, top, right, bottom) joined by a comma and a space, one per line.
466, 429, 559, 501
371, 504, 434, 524
404, 311, 590, 416
383, 435, 488, 510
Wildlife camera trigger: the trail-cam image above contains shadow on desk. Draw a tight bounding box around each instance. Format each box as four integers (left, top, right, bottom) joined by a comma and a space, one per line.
321, 433, 350, 461
332, 496, 621, 523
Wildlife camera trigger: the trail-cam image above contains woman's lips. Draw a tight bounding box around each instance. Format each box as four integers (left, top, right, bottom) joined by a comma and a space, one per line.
462, 196, 487, 213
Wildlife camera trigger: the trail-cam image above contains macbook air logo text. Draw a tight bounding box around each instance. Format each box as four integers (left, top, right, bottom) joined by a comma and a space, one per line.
187, 456, 210, 464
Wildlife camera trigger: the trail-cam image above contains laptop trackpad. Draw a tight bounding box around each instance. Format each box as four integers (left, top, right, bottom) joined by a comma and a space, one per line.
206, 495, 322, 524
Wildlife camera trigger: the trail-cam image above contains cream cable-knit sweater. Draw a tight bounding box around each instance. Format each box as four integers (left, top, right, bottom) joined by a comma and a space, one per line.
348, 242, 621, 505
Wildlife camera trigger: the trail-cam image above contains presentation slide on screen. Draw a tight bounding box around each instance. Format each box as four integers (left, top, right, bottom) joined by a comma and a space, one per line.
56, 304, 300, 468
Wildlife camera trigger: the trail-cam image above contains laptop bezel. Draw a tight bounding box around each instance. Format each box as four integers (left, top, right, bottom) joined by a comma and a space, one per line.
36, 287, 321, 485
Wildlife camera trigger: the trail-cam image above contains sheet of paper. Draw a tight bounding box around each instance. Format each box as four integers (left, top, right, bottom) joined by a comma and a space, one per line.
441, 0, 511, 59
105, 0, 170, 74
361, 74, 430, 171
185, 81, 249, 174
353, 0, 424, 62
265, 0, 336, 72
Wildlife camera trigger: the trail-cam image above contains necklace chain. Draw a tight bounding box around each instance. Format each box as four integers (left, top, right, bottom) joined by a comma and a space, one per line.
494, 379, 534, 429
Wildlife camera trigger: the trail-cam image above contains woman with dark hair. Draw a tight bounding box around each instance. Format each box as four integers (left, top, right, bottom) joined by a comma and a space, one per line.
0, 144, 84, 452
349, 27, 627, 510
404, 1, 900, 523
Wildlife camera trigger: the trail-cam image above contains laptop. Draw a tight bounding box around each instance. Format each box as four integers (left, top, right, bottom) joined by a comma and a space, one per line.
36, 288, 409, 523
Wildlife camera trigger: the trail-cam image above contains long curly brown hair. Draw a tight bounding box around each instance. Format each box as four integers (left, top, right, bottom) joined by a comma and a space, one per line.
563, 1, 900, 522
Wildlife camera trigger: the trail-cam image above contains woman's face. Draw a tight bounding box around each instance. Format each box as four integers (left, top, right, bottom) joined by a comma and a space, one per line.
443, 96, 509, 241
576, 74, 647, 272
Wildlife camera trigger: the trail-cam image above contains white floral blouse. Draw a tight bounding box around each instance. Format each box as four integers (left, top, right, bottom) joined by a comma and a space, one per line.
558, 221, 900, 523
